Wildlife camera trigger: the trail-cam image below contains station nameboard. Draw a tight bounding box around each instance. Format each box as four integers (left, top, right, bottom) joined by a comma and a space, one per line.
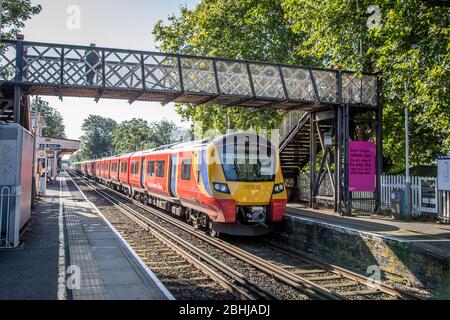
38, 144, 61, 151
348, 141, 376, 192
437, 155, 450, 191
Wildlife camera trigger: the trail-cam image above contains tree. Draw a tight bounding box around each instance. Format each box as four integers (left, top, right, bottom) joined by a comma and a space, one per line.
154, 0, 449, 172
148, 119, 187, 147
112, 118, 153, 154
153, 0, 302, 136
32, 97, 66, 138
79, 115, 117, 159
1, 0, 41, 39
112, 118, 189, 154
282, 0, 449, 172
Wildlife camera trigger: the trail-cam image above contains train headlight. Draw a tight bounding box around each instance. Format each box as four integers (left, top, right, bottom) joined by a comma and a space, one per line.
273, 183, 285, 194
213, 182, 230, 194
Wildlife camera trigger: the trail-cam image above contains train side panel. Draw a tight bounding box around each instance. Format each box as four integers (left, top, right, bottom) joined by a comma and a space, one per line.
143, 153, 172, 200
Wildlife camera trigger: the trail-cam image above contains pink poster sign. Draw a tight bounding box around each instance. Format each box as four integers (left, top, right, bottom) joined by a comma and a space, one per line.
349, 141, 376, 192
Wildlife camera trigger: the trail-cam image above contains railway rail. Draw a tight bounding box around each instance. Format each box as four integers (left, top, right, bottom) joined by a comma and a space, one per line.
67, 169, 421, 300
66, 170, 276, 300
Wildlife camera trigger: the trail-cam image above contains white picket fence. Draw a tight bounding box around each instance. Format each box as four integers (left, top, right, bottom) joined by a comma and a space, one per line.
297, 174, 450, 222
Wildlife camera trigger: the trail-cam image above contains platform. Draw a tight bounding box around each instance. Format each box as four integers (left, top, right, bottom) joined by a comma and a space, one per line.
274, 203, 450, 298
0, 173, 173, 300
286, 204, 450, 245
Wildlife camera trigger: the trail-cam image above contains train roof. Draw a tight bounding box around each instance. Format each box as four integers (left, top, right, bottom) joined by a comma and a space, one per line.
73, 132, 273, 163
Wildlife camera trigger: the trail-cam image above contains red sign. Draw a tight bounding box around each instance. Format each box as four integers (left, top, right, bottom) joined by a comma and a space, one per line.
349, 141, 376, 192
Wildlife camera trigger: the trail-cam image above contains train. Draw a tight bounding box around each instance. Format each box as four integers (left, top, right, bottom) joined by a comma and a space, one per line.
71, 132, 287, 236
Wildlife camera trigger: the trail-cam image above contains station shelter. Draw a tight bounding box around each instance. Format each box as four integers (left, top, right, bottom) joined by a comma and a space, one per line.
35, 136, 80, 196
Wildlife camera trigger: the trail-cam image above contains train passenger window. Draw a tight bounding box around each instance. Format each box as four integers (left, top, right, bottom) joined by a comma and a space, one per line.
111, 163, 117, 172
156, 161, 165, 177
147, 161, 155, 177
121, 162, 127, 173
132, 162, 140, 174
181, 159, 191, 180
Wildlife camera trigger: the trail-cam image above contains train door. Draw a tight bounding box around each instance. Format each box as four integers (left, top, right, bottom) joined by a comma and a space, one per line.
169, 153, 178, 198
140, 157, 145, 189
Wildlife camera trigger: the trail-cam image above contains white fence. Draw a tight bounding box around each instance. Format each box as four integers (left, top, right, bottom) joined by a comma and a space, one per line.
297, 174, 450, 222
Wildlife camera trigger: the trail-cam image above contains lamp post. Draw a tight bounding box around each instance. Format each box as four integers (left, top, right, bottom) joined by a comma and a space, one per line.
404, 81, 412, 218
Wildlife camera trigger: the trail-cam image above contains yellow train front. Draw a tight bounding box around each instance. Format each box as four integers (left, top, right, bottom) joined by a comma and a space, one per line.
181, 132, 287, 236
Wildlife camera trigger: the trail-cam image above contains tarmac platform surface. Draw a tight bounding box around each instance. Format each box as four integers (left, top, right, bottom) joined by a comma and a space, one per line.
285, 203, 450, 257
0, 173, 173, 300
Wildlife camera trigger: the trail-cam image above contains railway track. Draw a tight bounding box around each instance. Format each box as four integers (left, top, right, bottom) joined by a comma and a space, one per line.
66, 170, 276, 300
67, 169, 421, 300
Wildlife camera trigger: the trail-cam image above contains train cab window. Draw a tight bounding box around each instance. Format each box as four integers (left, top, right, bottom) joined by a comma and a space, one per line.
181, 159, 191, 180
156, 161, 165, 177
147, 161, 155, 177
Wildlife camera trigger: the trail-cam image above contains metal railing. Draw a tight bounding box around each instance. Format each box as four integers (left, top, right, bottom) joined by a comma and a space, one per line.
297, 173, 449, 222
0, 39, 379, 109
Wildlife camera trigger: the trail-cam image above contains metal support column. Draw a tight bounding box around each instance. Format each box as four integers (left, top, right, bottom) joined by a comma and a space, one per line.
309, 113, 317, 208
13, 36, 24, 124
375, 78, 383, 213
334, 105, 342, 212
342, 104, 351, 215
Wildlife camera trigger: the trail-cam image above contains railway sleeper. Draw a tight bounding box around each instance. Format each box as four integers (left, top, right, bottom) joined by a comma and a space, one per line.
322, 281, 359, 288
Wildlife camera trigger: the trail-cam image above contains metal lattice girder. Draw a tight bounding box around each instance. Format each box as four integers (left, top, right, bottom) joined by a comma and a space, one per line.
0, 43, 17, 80
0, 40, 380, 109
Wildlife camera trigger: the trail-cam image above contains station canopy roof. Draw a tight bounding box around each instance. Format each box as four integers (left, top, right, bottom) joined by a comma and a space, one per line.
37, 136, 80, 155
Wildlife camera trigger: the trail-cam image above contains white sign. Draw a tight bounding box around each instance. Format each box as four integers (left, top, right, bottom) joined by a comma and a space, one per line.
419, 178, 437, 214
324, 132, 332, 146
437, 156, 450, 191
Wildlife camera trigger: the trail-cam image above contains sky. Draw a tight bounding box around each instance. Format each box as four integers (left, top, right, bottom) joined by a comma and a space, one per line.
22, 0, 200, 140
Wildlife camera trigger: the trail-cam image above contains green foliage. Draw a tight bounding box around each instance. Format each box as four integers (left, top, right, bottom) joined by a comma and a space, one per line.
153, 0, 300, 136
79, 115, 117, 160
112, 118, 189, 154
282, 0, 449, 172
31, 97, 66, 138
112, 118, 153, 154
1, 0, 41, 39
74, 116, 189, 160
154, 0, 449, 172
148, 119, 188, 147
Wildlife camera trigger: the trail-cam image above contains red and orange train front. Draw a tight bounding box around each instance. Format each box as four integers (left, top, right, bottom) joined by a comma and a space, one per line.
73, 132, 287, 236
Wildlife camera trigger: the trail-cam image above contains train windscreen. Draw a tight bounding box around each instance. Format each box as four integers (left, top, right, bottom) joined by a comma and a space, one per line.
218, 135, 276, 182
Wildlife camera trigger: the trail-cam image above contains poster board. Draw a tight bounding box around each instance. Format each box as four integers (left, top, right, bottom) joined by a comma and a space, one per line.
419, 177, 437, 214
349, 141, 376, 192
437, 155, 450, 191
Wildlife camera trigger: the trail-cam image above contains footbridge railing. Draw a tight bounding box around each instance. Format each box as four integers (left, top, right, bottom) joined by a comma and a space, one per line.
1, 39, 379, 109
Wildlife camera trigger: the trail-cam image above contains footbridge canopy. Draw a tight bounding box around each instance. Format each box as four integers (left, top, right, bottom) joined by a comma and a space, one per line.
0, 39, 379, 110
